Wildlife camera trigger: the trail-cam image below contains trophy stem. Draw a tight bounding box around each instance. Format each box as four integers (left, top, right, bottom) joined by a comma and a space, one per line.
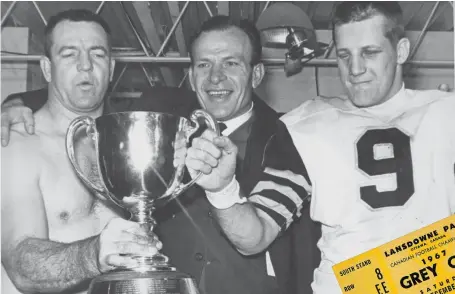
129, 199, 176, 272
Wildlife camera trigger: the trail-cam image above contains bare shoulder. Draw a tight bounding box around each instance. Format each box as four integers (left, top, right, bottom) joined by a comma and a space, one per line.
3, 127, 41, 158
4, 123, 46, 156
1, 108, 58, 186
1, 132, 44, 207
3, 108, 56, 162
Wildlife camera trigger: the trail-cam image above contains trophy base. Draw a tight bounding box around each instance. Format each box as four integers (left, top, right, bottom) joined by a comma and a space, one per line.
88, 267, 200, 294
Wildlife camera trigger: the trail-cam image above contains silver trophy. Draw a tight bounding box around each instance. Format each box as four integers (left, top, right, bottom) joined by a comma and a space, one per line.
66, 110, 219, 294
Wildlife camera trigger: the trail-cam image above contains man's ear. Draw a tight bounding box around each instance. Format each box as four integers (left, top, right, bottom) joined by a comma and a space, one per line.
396, 37, 410, 65
188, 67, 196, 91
40, 56, 52, 83
109, 59, 116, 81
251, 63, 265, 89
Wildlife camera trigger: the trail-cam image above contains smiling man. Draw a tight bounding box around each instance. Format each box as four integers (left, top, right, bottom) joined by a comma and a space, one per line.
155, 16, 320, 294
1, 14, 322, 294
188, 19, 262, 125
184, 2, 455, 294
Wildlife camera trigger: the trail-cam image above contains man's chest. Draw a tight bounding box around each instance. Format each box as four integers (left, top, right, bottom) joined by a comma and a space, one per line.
38, 140, 115, 242
290, 110, 455, 226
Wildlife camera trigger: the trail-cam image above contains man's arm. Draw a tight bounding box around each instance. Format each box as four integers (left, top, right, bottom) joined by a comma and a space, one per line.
215, 121, 311, 254
0, 89, 48, 146
186, 121, 311, 255
1, 132, 159, 293
1, 88, 48, 112
1, 134, 101, 293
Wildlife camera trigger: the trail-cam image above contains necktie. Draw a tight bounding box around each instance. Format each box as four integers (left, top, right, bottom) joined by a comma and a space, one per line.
218, 122, 227, 134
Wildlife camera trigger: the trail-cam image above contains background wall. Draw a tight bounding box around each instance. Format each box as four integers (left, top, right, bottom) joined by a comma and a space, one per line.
1, 27, 45, 102
3, 28, 453, 109
255, 30, 455, 113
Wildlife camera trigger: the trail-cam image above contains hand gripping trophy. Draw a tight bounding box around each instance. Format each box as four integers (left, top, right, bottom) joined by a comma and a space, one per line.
66, 110, 219, 294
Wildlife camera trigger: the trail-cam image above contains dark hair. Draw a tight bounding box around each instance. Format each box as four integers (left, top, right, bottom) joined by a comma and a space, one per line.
44, 9, 112, 58
189, 15, 262, 66
332, 2, 405, 46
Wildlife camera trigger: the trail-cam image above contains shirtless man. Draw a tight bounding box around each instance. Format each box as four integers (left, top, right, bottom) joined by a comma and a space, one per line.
1, 9, 158, 294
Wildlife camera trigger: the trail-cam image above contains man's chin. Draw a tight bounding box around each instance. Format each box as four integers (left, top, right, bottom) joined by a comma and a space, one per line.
350, 95, 383, 108
71, 100, 104, 113
210, 110, 232, 122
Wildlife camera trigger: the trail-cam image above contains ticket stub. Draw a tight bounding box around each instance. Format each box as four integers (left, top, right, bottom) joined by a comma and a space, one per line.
333, 215, 455, 294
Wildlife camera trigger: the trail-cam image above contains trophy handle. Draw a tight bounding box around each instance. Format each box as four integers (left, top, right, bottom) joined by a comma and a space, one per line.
173, 109, 220, 196
65, 116, 107, 195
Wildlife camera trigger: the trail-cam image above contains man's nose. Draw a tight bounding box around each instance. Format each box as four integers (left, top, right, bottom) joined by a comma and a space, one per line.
209, 65, 227, 84
77, 53, 93, 72
349, 55, 366, 76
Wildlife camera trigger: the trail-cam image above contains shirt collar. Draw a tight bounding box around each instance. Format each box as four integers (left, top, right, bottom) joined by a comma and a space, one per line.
363, 83, 408, 120
219, 102, 254, 136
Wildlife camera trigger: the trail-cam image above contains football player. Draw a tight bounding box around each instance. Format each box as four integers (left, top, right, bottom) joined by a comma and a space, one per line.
184, 2, 455, 293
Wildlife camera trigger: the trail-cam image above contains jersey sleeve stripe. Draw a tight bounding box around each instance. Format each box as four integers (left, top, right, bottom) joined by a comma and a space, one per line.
251, 202, 289, 231
264, 167, 312, 193
250, 188, 300, 218
259, 171, 311, 203
251, 178, 306, 212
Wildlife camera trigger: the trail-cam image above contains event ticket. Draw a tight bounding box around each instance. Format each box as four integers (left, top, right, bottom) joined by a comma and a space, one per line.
333, 215, 455, 294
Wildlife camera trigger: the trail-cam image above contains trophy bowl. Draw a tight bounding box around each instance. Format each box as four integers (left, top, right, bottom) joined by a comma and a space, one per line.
66, 110, 219, 294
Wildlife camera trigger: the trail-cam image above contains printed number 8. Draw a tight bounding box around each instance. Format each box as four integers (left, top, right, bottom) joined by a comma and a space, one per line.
356, 128, 415, 209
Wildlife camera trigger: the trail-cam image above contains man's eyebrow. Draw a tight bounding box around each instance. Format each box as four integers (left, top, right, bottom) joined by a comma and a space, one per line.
222, 55, 243, 61
336, 45, 382, 53
89, 46, 108, 53
58, 46, 78, 54
336, 48, 349, 53
57, 45, 108, 54
361, 45, 382, 50
194, 57, 210, 62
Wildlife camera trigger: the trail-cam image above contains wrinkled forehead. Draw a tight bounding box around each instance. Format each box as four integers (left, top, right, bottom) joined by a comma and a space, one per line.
50, 20, 110, 51
193, 27, 253, 62
335, 15, 390, 49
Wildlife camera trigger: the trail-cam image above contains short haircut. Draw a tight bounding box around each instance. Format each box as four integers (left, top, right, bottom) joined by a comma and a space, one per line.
332, 1, 405, 46
44, 9, 112, 58
189, 15, 262, 66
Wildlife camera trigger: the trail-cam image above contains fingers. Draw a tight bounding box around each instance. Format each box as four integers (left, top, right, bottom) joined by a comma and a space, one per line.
185, 128, 238, 175
186, 137, 221, 174
213, 136, 237, 155
102, 218, 161, 251
186, 157, 214, 175
192, 136, 222, 159
105, 254, 138, 269
199, 129, 219, 141
114, 239, 159, 256
199, 129, 237, 155
173, 143, 187, 168
188, 143, 220, 167
98, 218, 164, 272
1, 105, 35, 146
174, 131, 187, 149
1, 115, 11, 147
22, 108, 35, 134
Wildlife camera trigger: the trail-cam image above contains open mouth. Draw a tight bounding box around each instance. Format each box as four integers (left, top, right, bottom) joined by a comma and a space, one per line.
78, 81, 94, 90
206, 90, 232, 99
351, 80, 371, 86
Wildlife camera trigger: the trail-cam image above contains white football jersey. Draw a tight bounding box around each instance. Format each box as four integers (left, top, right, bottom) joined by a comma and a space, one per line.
280, 88, 455, 293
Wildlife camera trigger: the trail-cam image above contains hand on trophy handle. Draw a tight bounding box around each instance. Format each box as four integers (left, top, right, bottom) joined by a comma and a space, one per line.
95, 218, 162, 273
173, 131, 188, 169
185, 129, 237, 192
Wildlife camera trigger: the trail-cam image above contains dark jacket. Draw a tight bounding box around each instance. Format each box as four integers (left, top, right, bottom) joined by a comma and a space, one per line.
5, 87, 321, 294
